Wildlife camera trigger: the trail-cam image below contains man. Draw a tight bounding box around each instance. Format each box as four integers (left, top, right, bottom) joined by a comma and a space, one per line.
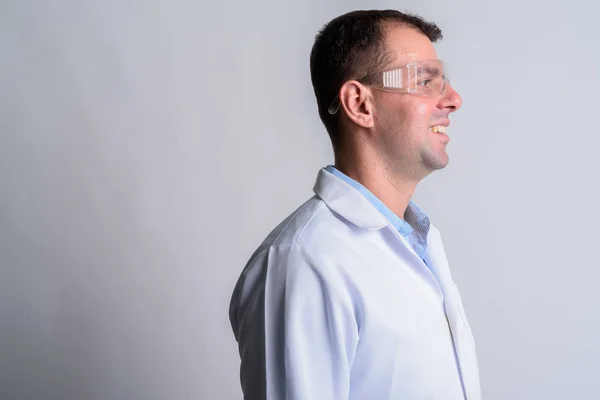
229, 9, 481, 400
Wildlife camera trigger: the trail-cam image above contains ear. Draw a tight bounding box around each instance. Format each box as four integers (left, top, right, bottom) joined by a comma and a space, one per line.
339, 81, 375, 129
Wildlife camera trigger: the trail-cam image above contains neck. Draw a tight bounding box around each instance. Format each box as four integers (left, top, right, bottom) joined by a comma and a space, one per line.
334, 151, 419, 220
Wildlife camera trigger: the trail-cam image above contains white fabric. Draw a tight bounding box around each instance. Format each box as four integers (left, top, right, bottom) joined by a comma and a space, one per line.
229, 167, 481, 400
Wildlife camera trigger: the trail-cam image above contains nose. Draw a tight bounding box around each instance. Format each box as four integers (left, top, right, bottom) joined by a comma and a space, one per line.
437, 84, 462, 112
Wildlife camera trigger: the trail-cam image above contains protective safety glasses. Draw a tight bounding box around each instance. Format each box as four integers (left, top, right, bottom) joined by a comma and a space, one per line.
327, 59, 450, 115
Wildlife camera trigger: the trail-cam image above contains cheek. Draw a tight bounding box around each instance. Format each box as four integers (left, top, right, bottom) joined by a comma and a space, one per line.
401, 101, 437, 139
413, 102, 432, 117
375, 97, 435, 132
411, 101, 434, 126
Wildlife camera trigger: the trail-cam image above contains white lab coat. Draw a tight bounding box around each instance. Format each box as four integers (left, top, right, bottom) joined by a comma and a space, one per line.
229, 167, 481, 400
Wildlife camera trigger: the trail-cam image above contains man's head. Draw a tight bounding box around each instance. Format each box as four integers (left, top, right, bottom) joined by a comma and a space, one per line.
310, 10, 463, 180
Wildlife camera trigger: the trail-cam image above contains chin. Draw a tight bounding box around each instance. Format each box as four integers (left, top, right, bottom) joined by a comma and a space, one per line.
436, 156, 450, 170
423, 151, 449, 171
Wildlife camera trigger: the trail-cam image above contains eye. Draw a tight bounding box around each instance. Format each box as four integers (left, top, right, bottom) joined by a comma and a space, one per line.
418, 79, 432, 87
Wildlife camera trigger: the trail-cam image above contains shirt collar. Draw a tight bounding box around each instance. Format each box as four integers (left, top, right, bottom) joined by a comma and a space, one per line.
314, 166, 430, 237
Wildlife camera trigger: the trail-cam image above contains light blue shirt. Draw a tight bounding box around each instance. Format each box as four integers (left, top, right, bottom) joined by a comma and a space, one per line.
325, 165, 430, 260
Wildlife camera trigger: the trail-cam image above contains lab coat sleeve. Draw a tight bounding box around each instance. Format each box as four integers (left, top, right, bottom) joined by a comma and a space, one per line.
236, 242, 359, 400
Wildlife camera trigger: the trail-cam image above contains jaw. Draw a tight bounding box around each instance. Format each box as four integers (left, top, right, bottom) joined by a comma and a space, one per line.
420, 134, 450, 172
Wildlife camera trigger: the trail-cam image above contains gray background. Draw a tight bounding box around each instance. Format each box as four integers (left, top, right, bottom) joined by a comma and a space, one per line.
1, 0, 599, 399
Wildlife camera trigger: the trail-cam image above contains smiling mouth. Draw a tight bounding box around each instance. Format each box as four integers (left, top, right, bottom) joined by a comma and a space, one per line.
429, 125, 447, 134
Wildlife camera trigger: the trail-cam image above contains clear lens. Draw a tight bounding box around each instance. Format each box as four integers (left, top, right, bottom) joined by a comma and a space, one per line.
382, 60, 448, 96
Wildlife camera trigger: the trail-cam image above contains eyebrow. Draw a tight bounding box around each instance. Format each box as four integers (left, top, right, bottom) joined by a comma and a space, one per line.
416, 65, 442, 76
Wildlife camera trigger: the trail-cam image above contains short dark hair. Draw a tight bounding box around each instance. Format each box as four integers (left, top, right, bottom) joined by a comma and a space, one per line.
309, 10, 443, 149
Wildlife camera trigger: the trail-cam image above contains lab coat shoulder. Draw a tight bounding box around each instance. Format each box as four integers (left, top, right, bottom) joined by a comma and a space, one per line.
229, 195, 362, 399
262, 194, 365, 302
230, 194, 360, 332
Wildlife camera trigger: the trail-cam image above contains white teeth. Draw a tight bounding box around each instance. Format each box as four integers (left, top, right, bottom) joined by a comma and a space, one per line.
430, 125, 447, 134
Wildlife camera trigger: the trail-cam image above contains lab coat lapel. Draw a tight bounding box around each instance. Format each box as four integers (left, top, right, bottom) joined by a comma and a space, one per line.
424, 229, 481, 400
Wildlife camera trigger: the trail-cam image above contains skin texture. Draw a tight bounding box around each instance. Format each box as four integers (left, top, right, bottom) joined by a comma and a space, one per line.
335, 23, 463, 218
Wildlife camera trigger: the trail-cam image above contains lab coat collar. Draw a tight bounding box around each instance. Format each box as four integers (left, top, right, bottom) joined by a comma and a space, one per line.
313, 167, 389, 230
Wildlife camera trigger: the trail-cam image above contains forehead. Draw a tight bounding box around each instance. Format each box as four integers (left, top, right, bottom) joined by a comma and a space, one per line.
383, 24, 438, 65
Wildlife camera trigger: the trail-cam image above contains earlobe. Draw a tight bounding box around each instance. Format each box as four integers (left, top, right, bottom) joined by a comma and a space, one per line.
339, 81, 375, 129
